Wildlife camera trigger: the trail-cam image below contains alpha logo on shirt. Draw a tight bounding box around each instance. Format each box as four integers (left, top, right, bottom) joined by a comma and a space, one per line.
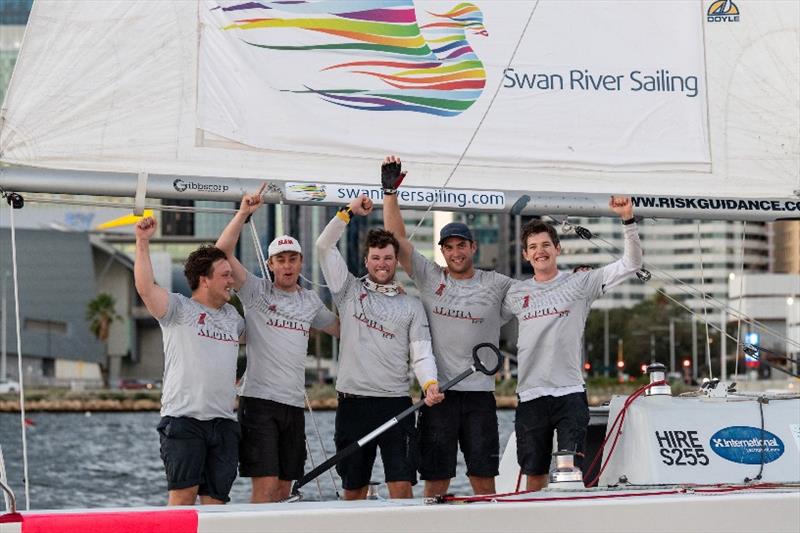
265, 317, 310, 336
435, 283, 446, 296
197, 325, 239, 343
197, 312, 207, 325
521, 306, 570, 321
433, 306, 484, 324
353, 311, 395, 339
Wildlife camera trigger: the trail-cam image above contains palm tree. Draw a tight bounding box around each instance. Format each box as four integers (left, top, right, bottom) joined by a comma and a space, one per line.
86, 293, 123, 342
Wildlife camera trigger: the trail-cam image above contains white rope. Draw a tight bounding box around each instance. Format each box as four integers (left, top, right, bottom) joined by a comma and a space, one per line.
246, 221, 339, 496
697, 221, 713, 379
8, 206, 30, 510
407, 0, 542, 241
734, 222, 747, 379
21, 194, 238, 215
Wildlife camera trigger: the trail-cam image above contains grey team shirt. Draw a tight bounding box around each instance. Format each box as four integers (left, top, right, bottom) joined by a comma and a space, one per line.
410, 250, 512, 391
237, 270, 336, 408
317, 217, 436, 397
158, 293, 245, 421
503, 223, 643, 401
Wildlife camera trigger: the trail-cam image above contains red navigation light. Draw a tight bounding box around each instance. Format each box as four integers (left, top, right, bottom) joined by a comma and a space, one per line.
683, 359, 691, 368
616, 361, 625, 369
640, 364, 648, 374
583, 362, 591, 371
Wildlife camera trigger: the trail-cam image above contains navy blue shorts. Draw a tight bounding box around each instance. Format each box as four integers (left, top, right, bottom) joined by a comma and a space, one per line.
515, 392, 590, 476
418, 390, 499, 480
238, 396, 306, 480
334, 395, 418, 491
157, 416, 240, 502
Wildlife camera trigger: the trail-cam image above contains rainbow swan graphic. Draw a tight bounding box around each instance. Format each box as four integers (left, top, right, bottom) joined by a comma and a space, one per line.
216, 1, 488, 116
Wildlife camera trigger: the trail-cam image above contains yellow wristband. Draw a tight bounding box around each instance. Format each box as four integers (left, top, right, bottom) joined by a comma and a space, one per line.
336, 207, 352, 224
422, 380, 438, 393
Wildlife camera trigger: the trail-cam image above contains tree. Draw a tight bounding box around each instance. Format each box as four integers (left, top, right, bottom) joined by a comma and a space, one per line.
86, 293, 123, 342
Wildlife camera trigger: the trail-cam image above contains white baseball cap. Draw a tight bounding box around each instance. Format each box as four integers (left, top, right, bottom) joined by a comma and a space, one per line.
267, 235, 302, 258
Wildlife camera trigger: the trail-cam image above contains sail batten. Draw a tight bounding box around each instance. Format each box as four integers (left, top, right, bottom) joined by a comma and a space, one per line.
0, 0, 797, 202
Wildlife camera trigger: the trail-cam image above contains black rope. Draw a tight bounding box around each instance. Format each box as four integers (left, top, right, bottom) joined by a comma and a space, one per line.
744, 396, 767, 483
742, 344, 800, 378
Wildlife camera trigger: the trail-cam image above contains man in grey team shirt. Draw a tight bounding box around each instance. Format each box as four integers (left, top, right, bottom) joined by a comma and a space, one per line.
503, 197, 642, 491
316, 194, 444, 500
381, 156, 513, 497
216, 187, 339, 503
134, 216, 244, 505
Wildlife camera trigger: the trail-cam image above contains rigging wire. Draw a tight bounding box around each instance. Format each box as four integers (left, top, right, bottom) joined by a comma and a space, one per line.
697, 222, 714, 379
733, 221, 747, 379
407, 0, 542, 241
580, 224, 800, 351
553, 217, 799, 371
5, 202, 30, 510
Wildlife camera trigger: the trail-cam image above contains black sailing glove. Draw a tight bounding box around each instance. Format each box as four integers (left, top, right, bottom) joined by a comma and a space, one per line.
381, 161, 407, 195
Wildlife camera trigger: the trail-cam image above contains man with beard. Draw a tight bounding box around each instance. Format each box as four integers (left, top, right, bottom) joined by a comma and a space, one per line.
381, 156, 513, 497
503, 197, 642, 491
135, 216, 244, 505
316, 194, 444, 500
215, 186, 339, 502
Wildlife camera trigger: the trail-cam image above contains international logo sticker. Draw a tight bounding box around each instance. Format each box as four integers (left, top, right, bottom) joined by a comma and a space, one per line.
709, 426, 784, 465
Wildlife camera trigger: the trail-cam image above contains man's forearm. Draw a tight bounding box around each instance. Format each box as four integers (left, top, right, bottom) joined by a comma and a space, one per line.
383, 194, 407, 240
134, 239, 155, 295
316, 216, 349, 293
216, 211, 248, 256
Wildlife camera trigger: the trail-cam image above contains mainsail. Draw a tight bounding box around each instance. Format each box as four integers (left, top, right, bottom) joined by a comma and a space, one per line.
0, 0, 798, 217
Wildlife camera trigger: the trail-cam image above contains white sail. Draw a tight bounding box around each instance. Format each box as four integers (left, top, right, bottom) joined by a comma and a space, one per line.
0, 0, 797, 202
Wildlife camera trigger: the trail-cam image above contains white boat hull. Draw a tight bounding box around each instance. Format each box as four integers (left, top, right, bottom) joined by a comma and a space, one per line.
2, 487, 799, 533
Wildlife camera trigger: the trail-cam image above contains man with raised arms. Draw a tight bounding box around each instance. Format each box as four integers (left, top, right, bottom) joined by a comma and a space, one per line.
503, 197, 642, 491
134, 217, 244, 506
316, 195, 444, 500
215, 187, 339, 503
381, 156, 513, 497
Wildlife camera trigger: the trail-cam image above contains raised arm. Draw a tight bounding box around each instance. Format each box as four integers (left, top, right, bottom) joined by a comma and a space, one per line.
381, 156, 415, 276
215, 184, 266, 290
601, 196, 643, 289
316, 195, 374, 294
134, 217, 170, 319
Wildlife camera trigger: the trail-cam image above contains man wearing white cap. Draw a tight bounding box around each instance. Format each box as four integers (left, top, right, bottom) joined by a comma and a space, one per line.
216, 186, 339, 502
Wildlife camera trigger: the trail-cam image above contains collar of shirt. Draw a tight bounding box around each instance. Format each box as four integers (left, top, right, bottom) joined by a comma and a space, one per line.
361, 277, 400, 296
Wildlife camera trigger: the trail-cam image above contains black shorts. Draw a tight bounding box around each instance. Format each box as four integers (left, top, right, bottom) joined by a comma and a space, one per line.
515, 392, 590, 476
238, 396, 307, 480
418, 390, 499, 480
334, 395, 418, 491
157, 416, 240, 502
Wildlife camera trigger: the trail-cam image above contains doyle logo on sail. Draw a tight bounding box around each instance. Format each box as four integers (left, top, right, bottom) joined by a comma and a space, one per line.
709, 426, 784, 464
707, 0, 740, 22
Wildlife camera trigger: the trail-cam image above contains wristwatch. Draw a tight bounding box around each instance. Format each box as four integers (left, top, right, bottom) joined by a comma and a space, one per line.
622, 217, 637, 225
